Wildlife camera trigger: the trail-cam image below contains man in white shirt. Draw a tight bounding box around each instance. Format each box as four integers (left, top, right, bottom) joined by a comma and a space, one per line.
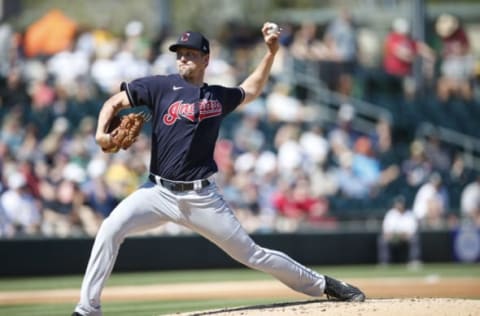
0, 172, 41, 236
461, 175, 480, 225
378, 195, 421, 266
412, 172, 448, 228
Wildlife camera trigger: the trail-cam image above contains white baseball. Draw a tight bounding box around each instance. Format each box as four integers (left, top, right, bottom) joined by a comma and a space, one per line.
266, 22, 279, 35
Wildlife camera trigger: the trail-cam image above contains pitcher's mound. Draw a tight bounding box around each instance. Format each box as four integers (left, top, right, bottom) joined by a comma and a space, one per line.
173, 298, 480, 316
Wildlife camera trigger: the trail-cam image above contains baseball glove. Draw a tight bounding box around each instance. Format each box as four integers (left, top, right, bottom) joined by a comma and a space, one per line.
106, 112, 151, 152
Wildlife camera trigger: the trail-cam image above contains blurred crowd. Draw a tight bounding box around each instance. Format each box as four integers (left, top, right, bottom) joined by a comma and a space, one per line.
1, 9, 480, 239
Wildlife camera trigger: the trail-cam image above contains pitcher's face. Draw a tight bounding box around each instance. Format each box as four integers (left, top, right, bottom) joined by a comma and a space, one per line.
176, 48, 209, 80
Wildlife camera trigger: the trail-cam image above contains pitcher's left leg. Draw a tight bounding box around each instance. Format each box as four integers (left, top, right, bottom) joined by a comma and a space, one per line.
181, 187, 325, 297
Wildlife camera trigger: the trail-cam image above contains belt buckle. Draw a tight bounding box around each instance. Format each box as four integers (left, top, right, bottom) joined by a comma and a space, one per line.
193, 180, 202, 191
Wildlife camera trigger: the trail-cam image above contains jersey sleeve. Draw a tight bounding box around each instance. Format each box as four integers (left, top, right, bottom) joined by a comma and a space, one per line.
120, 76, 163, 109
221, 87, 245, 116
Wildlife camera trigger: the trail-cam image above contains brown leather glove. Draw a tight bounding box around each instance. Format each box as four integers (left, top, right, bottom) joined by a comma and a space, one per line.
106, 112, 150, 152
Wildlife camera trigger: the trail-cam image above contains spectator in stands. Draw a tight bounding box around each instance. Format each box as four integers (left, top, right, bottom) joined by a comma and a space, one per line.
265, 82, 305, 122
205, 40, 237, 86
0, 111, 25, 154
272, 176, 331, 232
123, 20, 151, 61
422, 132, 451, 173
90, 38, 122, 95
232, 112, 265, 154
213, 138, 235, 175
435, 14, 474, 102
254, 151, 279, 232
0, 172, 41, 237
83, 176, 118, 231
15, 124, 40, 162
412, 172, 449, 228
74, 116, 99, 157
401, 140, 433, 188
310, 162, 339, 200
323, 8, 358, 95
351, 136, 381, 193
274, 123, 306, 179
46, 40, 90, 92
104, 155, 141, 200
75, 25, 96, 60
328, 103, 360, 162
0, 201, 14, 237
460, 174, 480, 226
299, 123, 330, 168
16, 159, 41, 198
289, 22, 323, 64
41, 176, 82, 237
308, 122, 338, 199
0, 66, 31, 112
288, 21, 324, 101
218, 137, 271, 234
115, 22, 151, 84
0, 20, 14, 76
40, 117, 71, 160
449, 152, 471, 186
26, 75, 57, 137
151, 37, 177, 75
371, 117, 400, 192
334, 150, 370, 199
226, 170, 263, 233
63, 162, 101, 236
383, 17, 435, 100
80, 160, 111, 227
378, 195, 421, 268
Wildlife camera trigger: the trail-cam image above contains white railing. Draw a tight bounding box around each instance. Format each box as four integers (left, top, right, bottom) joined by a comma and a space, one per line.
286, 57, 480, 171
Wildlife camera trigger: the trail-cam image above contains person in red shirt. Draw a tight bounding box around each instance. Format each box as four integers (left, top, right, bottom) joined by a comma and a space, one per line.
435, 14, 474, 101
383, 18, 435, 100
273, 177, 333, 231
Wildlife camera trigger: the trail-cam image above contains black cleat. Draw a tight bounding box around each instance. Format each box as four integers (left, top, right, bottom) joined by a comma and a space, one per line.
71, 313, 84, 316
324, 275, 366, 302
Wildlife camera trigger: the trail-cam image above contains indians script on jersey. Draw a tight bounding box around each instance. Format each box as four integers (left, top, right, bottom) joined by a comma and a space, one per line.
163, 99, 222, 125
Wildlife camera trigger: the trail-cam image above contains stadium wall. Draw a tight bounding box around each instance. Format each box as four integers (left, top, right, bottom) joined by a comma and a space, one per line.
0, 230, 456, 276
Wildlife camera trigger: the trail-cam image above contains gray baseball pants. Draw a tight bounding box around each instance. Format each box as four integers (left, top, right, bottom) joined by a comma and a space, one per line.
75, 180, 326, 316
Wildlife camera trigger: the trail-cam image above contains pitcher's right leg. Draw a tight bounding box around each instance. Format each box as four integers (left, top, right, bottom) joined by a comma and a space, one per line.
74, 183, 170, 316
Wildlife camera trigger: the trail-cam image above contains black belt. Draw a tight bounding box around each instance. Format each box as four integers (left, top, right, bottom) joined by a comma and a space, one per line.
149, 174, 210, 192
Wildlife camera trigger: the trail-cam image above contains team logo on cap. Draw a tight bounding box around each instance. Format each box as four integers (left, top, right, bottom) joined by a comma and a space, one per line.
180, 32, 190, 42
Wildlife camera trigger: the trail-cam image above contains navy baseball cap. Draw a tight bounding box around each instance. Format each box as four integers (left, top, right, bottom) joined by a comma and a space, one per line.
169, 31, 210, 54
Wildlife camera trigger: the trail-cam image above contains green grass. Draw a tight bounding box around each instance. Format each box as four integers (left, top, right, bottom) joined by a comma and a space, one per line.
310, 263, 480, 278
0, 268, 269, 291
0, 298, 289, 316
1, 263, 478, 292
0, 264, 480, 291
0, 263, 479, 315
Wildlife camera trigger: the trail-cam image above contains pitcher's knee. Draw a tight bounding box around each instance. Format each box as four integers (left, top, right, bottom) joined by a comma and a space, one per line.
245, 245, 270, 268
97, 216, 127, 245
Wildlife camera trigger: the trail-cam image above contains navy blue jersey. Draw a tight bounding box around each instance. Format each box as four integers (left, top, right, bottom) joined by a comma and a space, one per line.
121, 74, 245, 181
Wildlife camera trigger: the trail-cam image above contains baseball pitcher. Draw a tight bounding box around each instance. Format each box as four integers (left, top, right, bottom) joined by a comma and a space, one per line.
72, 22, 365, 316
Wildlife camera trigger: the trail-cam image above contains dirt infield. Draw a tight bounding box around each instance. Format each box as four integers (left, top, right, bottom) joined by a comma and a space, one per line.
0, 277, 479, 315
172, 298, 480, 316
